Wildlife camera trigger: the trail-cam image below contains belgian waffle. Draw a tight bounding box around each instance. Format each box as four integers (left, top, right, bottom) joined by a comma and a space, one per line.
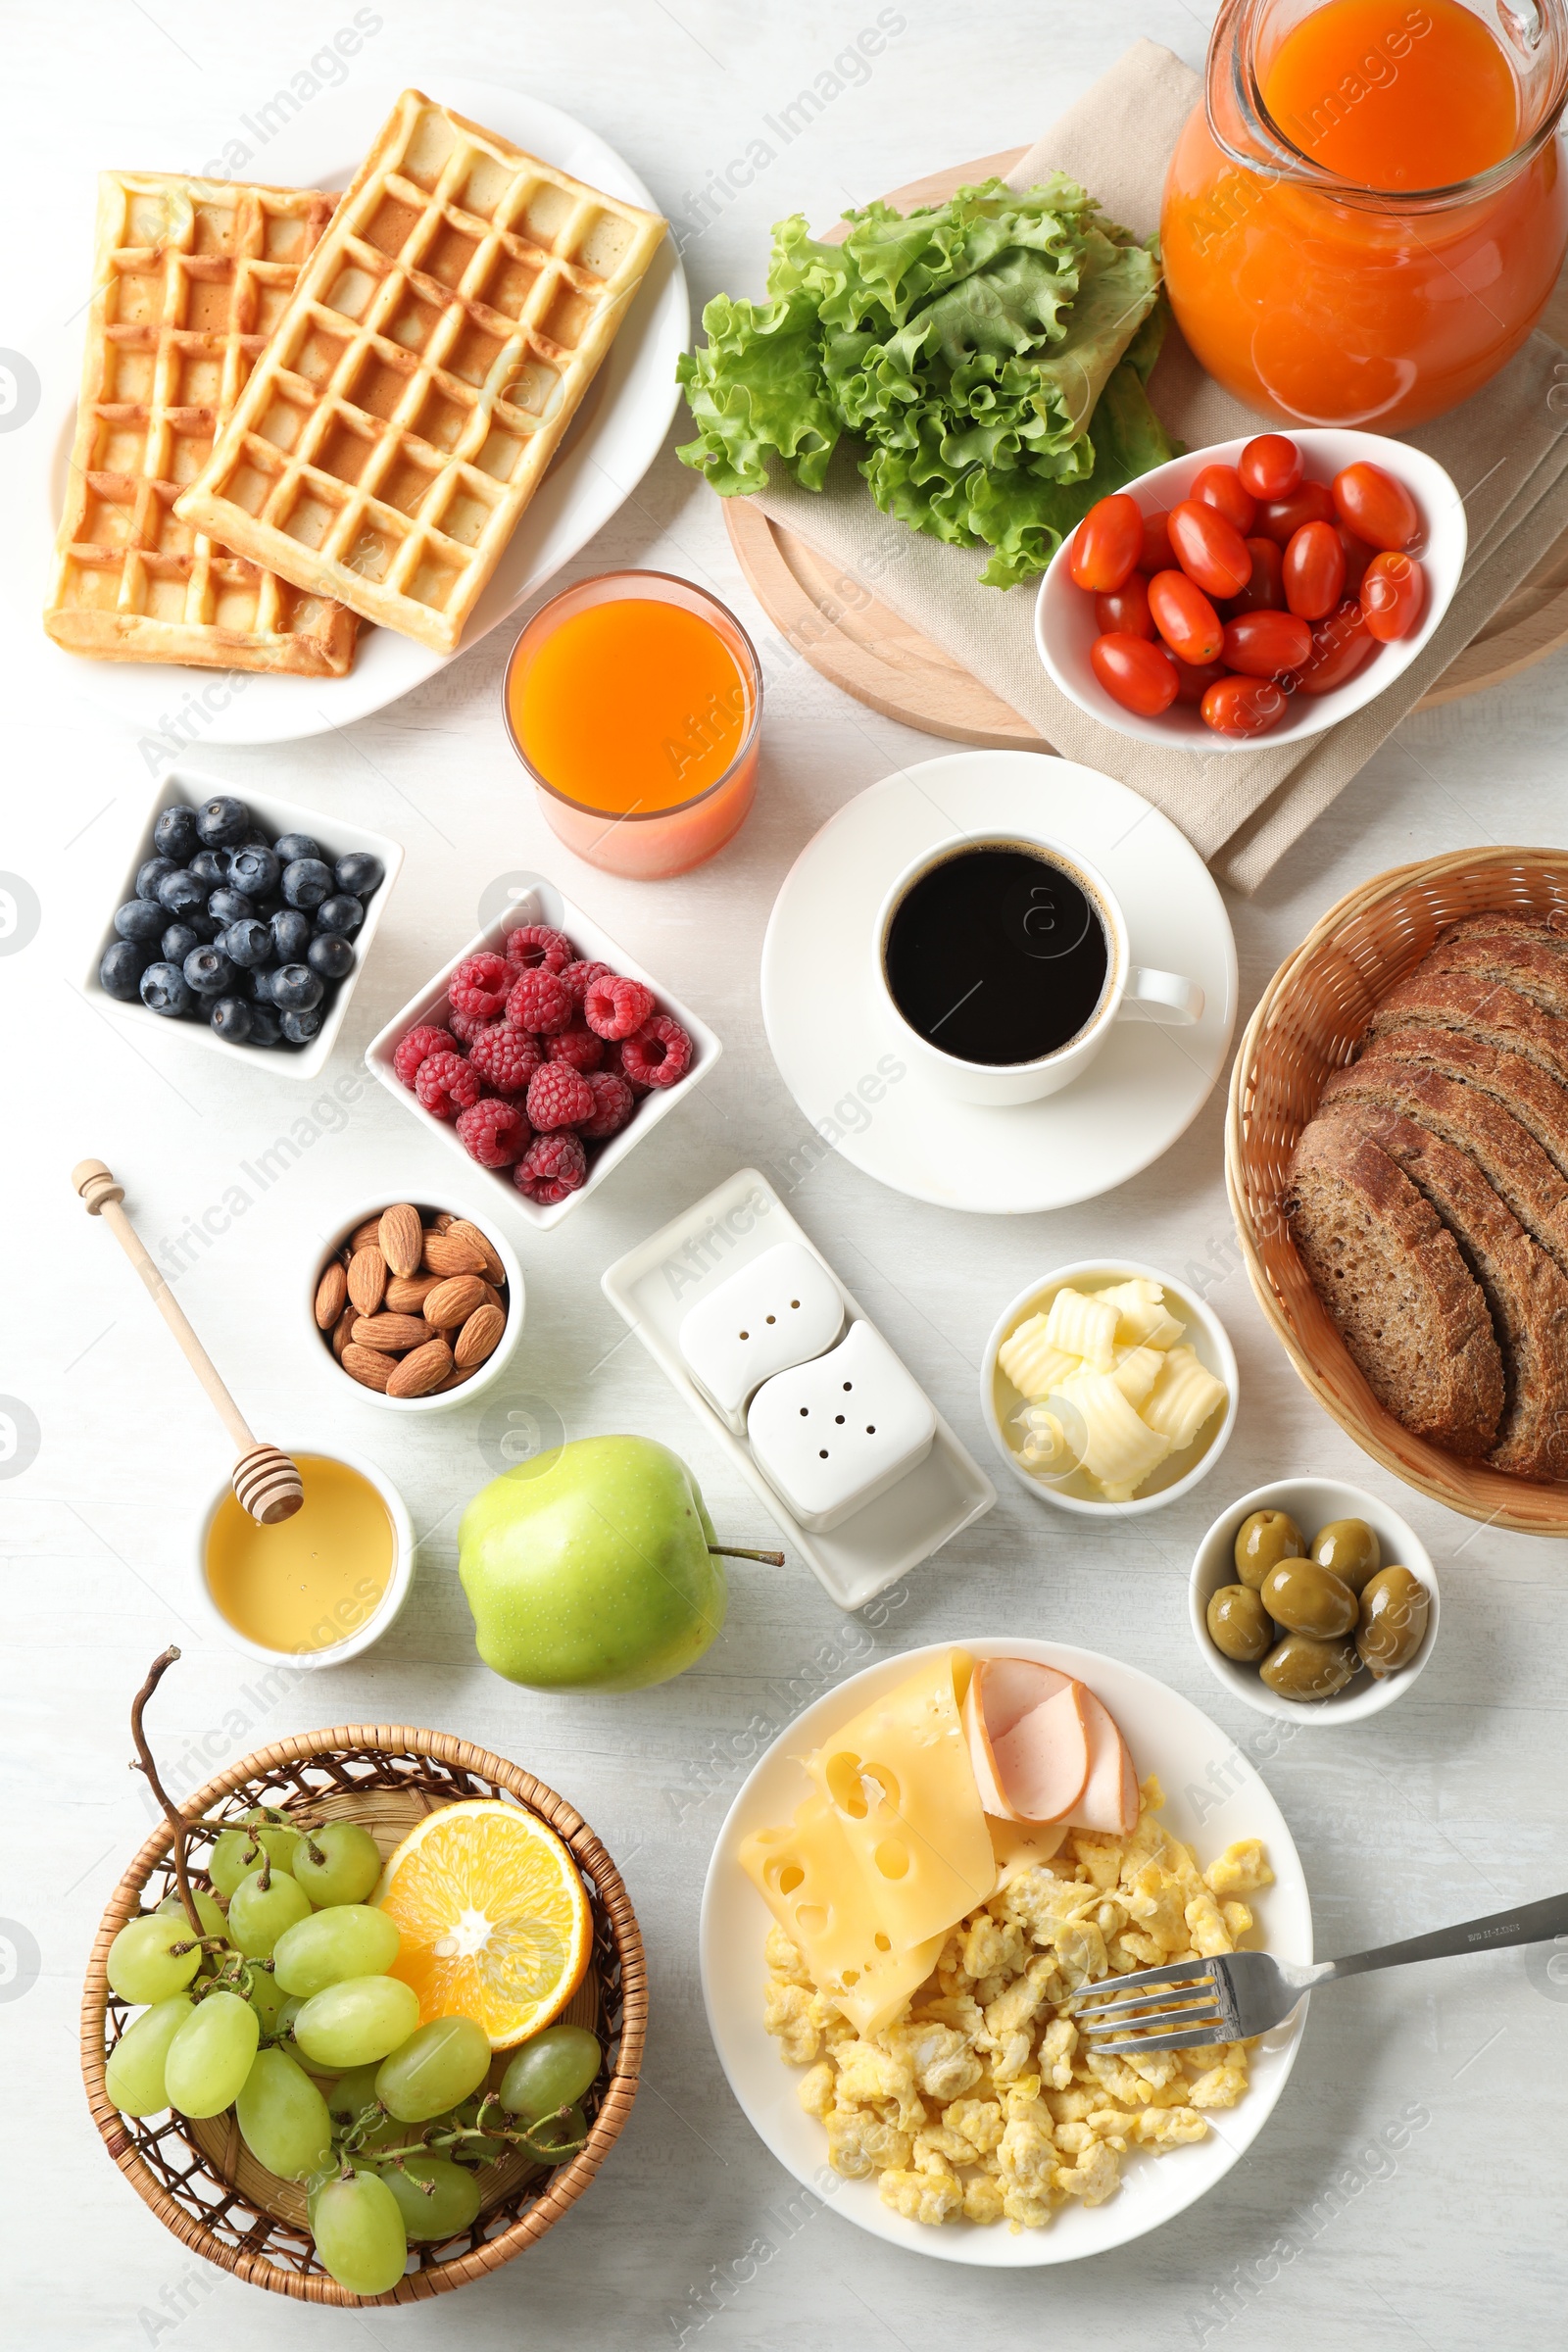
45, 172, 357, 676
174, 91, 666, 657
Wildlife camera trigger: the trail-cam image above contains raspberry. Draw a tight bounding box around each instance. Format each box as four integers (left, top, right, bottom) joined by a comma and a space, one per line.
619, 1013, 693, 1090
469, 1020, 544, 1095
506, 967, 572, 1036
514, 1129, 587, 1203
456, 1097, 530, 1168
559, 956, 612, 1007
449, 952, 511, 1020
393, 1023, 453, 1089
526, 1062, 595, 1130
416, 1049, 481, 1120
584, 972, 656, 1041
447, 1003, 489, 1046
504, 922, 573, 973
579, 1069, 635, 1140
547, 1020, 605, 1074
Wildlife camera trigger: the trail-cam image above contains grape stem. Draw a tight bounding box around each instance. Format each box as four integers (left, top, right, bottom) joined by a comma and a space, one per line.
128, 1647, 205, 1942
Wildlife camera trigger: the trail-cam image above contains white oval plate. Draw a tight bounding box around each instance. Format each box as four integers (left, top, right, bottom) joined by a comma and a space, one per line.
38, 77, 688, 743
701, 1637, 1310, 2266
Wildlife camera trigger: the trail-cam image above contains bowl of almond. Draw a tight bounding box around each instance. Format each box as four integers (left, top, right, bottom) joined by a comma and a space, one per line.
309, 1198, 523, 1411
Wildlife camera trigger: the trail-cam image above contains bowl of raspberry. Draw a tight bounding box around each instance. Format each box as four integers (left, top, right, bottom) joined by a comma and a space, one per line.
366, 874, 721, 1229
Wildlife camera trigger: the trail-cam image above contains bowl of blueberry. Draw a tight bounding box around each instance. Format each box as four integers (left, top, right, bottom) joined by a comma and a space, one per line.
89, 766, 403, 1078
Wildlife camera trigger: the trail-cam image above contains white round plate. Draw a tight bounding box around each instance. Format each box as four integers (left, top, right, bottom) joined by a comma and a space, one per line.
37, 77, 688, 743
760, 753, 1238, 1212
701, 1637, 1310, 2267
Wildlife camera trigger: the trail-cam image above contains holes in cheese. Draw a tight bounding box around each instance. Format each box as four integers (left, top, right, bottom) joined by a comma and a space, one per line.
1140, 1343, 1228, 1452
1043, 1286, 1118, 1370
739, 1792, 948, 2035
996, 1312, 1080, 1400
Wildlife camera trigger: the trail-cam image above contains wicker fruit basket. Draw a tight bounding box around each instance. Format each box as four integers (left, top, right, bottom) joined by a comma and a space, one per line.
1226, 845, 1568, 1535
81, 1726, 645, 2305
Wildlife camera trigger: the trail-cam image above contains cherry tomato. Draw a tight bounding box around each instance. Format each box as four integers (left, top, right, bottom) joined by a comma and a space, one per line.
1295, 599, 1379, 695
1200, 675, 1290, 737
1167, 500, 1252, 599
1335, 522, 1373, 600
1094, 573, 1154, 639
1090, 631, 1179, 716
1169, 654, 1228, 706
1138, 511, 1174, 576
1222, 610, 1312, 677
1191, 462, 1257, 537
1283, 520, 1347, 620
1229, 538, 1286, 614
1361, 550, 1427, 641
1238, 433, 1303, 502
1069, 494, 1144, 593
1257, 480, 1336, 546
1148, 568, 1225, 665
1332, 462, 1421, 552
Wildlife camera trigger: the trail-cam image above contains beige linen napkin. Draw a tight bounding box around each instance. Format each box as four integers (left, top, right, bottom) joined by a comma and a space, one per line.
746, 40, 1568, 892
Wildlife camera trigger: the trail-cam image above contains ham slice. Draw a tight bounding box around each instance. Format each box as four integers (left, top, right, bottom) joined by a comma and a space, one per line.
991, 1688, 1090, 1821
1071, 1689, 1140, 1835
962, 1656, 1139, 1835
961, 1659, 1072, 1818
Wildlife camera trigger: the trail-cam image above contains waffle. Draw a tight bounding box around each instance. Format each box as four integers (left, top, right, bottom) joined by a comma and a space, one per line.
174, 91, 666, 657
45, 172, 357, 676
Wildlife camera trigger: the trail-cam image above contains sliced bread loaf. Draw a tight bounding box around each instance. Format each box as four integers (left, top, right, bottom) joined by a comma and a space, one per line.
1420, 930, 1568, 1021
1367, 971, 1568, 1094
1354, 1025, 1568, 1183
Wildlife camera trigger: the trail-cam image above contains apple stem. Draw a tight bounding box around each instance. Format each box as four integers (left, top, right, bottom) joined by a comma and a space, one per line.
708, 1543, 786, 1566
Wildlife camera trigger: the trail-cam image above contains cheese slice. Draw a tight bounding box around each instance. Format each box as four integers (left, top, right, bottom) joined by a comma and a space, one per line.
740, 1796, 946, 2034
988, 1813, 1068, 1885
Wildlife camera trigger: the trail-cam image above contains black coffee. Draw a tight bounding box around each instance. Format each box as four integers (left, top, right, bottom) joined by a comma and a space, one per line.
884, 845, 1109, 1066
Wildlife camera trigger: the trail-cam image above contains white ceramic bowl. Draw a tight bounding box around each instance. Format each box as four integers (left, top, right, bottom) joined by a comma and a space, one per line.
84, 762, 404, 1082
193, 1440, 414, 1669
1190, 1477, 1440, 1724
306, 1195, 524, 1415
1034, 428, 1466, 752
982, 1258, 1238, 1516
366, 872, 721, 1232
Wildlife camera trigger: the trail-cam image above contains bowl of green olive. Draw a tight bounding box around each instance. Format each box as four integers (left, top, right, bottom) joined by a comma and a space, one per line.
1189, 1479, 1438, 1723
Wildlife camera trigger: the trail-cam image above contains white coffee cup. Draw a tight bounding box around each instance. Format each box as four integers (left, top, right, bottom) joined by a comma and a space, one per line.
873, 833, 1204, 1107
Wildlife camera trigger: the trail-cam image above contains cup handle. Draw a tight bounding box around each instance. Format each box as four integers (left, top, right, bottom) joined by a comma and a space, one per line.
1119, 967, 1204, 1026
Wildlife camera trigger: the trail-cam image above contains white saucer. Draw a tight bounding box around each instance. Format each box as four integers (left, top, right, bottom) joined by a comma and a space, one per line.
759, 753, 1238, 1213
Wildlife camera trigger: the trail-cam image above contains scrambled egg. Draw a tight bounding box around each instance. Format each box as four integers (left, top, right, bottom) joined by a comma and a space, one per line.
761, 1778, 1272, 2232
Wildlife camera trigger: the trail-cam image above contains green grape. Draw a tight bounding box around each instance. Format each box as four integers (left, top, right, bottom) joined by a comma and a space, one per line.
498, 2024, 601, 2122
209, 1829, 268, 1899
275, 1993, 306, 2040
325, 2062, 384, 2133
157, 1888, 229, 1940
294, 1822, 383, 1909
106, 1913, 204, 2005
272, 1905, 401, 1998
374, 2156, 482, 2240
105, 1995, 192, 2117
228, 1867, 313, 1959
164, 1990, 260, 2119
248, 1971, 290, 2034
374, 2015, 491, 2124
312, 2168, 408, 2295
235, 2048, 333, 2180
293, 1975, 420, 2071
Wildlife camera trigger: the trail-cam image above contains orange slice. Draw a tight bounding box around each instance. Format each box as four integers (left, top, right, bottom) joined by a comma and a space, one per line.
375, 1797, 592, 2048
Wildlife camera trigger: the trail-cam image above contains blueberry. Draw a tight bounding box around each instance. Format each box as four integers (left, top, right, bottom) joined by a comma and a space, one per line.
281, 857, 334, 911
136, 856, 177, 903
314, 892, 364, 937
100, 940, 151, 1000
334, 851, 384, 898
273, 831, 322, 865
161, 921, 203, 964
307, 932, 355, 981
189, 848, 228, 888
183, 945, 235, 996
196, 795, 251, 849
207, 886, 256, 927
279, 1006, 323, 1047
140, 960, 194, 1017
153, 805, 200, 861
244, 966, 274, 1003
114, 898, 167, 944
157, 867, 210, 915
227, 843, 280, 898
270, 962, 324, 1012
219, 917, 270, 968
209, 996, 254, 1043
248, 1003, 283, 1047
270, 907, 313, 961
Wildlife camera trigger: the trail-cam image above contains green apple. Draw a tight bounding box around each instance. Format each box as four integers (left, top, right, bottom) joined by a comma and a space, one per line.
459, 1436, 748, 1692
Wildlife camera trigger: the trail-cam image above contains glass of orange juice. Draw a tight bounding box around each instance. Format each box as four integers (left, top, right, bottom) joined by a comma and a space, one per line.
504, 570, 763, 881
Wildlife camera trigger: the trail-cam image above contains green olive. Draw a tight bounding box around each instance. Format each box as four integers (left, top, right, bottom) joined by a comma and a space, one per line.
1356, 1566, 1430, 1678
1310, 1517, 1381, 1594
1260, 1558, 1359, 1641
1259, 1632, 1358, 1701
1206, 1584, 1273, 1664
1233, 1509, 1304, 1591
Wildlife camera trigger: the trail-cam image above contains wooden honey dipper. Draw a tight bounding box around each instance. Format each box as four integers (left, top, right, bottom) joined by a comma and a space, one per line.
73, 1158, 304, 1523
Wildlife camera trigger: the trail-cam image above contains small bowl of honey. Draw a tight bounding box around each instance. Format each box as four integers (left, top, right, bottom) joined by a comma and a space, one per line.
196, 1443, 414, 1668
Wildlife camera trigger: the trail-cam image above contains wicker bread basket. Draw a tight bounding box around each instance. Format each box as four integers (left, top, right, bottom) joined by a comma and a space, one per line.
81, 1726, 645, 2304
1227, 845, 1568, 1535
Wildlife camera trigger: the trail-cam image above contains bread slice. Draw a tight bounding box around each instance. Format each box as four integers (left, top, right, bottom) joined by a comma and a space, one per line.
1356, 1025, 1568, 1184
1316, 1102, 1568, 1481
1421, 931, 1568, 1021
1367, 971, 1568, 1093
1436, 910, 1568, 961
1283, 1117, 1503, 1458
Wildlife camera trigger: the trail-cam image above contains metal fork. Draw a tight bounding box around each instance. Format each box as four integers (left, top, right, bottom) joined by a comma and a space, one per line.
1073, 1888, 1568, 2054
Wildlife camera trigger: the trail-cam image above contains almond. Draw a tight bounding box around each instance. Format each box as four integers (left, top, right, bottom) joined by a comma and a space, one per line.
379, 1202, 423, 1278
454, 1302, 506, 1369
448, 1217, 505, 1286
386, 1337, 454, 1398
347, 1246, 388, 1316
386, 1271, 441, 1315
353, 1312, 434, 1354
423, 1228, 487, 1279
331, 1305, 357, 1361
477, 1279, 507, 1314
423, 1274, 489, 1330
434, 1363, 475, 1392
430, 1210, 456, 1233
341, 1343, 394, 1393
350, 1215, 384, 1252
314, 1260, 348, 1329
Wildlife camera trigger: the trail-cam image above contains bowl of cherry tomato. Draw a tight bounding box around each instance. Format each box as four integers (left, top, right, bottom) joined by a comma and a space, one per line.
1034, 428, 1465, 751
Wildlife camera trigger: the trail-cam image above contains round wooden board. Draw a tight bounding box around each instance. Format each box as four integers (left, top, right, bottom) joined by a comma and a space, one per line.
726, 148, 1568, 751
